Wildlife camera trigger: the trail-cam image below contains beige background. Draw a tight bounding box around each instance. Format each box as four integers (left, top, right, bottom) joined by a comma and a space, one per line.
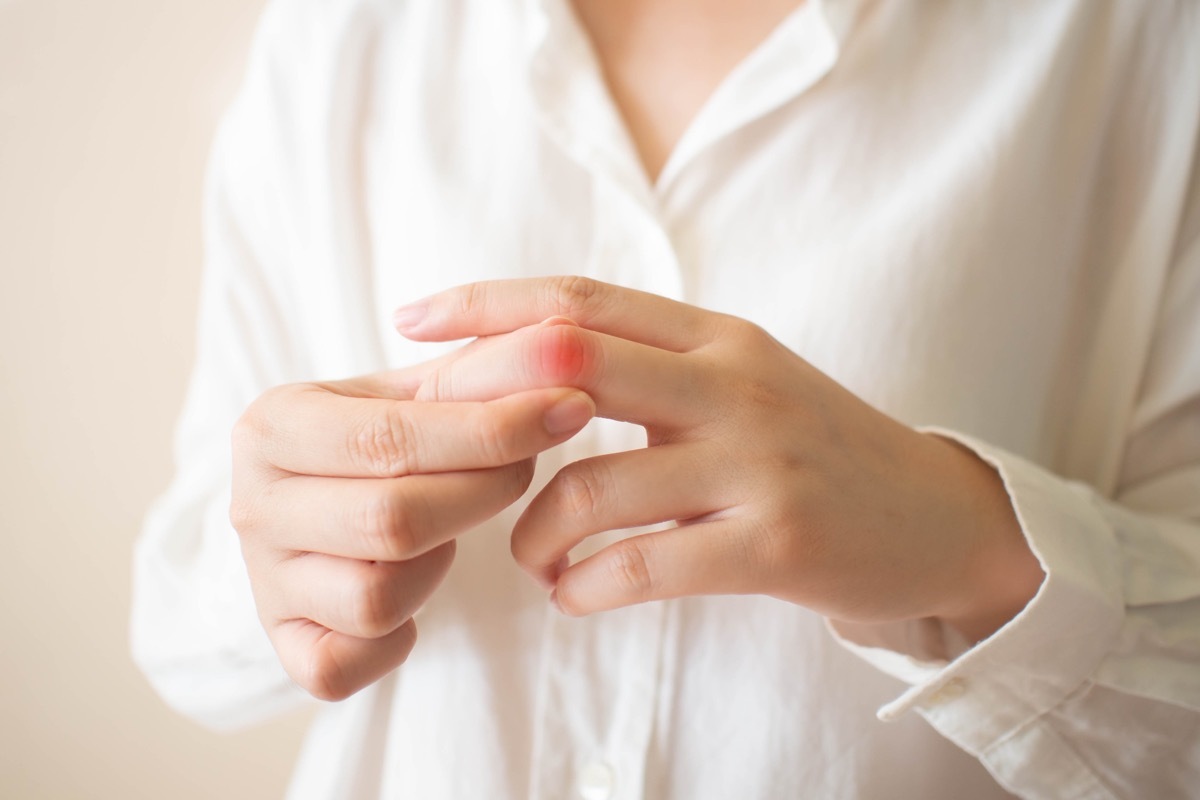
0, 1, 313, 797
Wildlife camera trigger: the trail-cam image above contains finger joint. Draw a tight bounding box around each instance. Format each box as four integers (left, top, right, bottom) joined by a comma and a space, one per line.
352, 407, 419, 477
545, 275, 604, 323
607, 539, 657, 601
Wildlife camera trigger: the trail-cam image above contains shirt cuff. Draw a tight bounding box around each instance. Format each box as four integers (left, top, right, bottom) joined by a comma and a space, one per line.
827, 427, 1125, 756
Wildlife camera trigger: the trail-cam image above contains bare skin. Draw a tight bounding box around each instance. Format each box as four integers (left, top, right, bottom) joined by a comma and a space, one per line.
232, 2, 1045, 701
571, 0, 801, 181
397, 278, 1046, 643
231, 361, 594, 700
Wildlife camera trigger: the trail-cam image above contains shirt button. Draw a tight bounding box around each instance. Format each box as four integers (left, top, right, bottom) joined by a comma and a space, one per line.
928, 677, 967, 705
577, 760, 616, 800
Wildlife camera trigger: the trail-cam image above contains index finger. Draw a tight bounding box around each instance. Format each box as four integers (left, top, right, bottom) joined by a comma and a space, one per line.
236, 386, 595, 478
391, 276, 722, 352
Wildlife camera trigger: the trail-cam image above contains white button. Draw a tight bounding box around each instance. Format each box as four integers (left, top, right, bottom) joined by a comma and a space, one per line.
577, 760, 616, 800
928, 677, 967, 705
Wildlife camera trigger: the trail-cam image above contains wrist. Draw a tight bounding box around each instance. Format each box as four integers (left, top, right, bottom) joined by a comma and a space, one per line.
922, 433, 1045, 643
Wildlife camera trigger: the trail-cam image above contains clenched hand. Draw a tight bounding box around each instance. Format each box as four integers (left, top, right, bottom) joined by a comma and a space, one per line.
230, 357, 594, 700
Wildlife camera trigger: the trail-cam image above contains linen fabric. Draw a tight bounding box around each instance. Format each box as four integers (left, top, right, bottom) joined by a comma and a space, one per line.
131, 0, 1200, 797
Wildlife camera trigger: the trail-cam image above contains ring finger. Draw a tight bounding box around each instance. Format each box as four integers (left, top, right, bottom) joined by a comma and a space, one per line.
265, 541, 456, 639
512, 442, 734, 587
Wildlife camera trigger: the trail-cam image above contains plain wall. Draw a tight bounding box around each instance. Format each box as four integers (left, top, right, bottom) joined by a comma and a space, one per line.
0, 1, 313, 797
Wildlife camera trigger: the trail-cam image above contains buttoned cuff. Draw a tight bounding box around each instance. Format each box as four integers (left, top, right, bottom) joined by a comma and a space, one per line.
827, 427, 1125, 757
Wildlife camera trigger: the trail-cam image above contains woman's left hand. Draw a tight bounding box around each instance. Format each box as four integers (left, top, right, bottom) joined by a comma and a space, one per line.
393, 277, 1044, 641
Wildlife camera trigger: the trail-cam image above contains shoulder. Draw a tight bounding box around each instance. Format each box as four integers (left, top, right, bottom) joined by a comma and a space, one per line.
241, 0, 411, 94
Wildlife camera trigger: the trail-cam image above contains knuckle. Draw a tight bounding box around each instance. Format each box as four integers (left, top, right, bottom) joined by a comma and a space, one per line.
458, 281, 488, 319
607, 539, 657, 600
351, 407, 418, 477
357, 489, 419, 560
717, 317, 779, 363
554, 459, 607, 519
292, 638, 352, 702
231, 396, 274, 458
230, 411, 260, 457
724, 315, 769, 346
545, 275, 603, 322
228, 496, 258, 535
229, 479, 275, 538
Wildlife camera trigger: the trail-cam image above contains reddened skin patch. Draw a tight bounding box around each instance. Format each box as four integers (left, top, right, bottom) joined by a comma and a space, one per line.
536, 322, 588, 386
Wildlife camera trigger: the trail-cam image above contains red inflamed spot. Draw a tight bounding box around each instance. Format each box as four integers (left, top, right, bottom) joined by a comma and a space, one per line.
537, 324, 588, 385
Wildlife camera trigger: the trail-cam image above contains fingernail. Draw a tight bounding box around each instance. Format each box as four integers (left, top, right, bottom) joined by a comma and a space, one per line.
392, 302, 427, 330
549, 588, 564, 614
543, 392, 594, 436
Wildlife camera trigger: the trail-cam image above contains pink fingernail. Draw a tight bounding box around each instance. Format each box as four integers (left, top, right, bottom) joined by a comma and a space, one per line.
392, 302, 427, 330
543, 392, 594, 436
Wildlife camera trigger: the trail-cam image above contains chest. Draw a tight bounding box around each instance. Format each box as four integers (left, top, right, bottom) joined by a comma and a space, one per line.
567, 0, 803, 181
341, 0, 1170, 477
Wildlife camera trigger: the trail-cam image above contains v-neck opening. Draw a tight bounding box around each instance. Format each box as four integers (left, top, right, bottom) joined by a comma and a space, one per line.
655, 0, 841, 191
527, 0, 843, 202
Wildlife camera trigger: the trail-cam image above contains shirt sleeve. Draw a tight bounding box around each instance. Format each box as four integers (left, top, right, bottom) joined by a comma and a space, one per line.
828, 177, 1200, 797
130, 0, 316, 731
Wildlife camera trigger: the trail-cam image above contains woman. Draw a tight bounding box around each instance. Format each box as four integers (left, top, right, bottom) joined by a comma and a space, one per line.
133, 0, 1200, 797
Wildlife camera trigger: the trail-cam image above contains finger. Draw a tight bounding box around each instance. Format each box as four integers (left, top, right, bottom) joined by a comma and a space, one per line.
511, 444, 731, 588
320, 349, 478, 402
552, 519, 772, 616
392, 276, 723, 353
253, 460, 536, 560
415, 322, 707, 429
273, 617, 419, 702
269, 542, 455, 639
332, 328, 539, 399
239, 386, 594, 478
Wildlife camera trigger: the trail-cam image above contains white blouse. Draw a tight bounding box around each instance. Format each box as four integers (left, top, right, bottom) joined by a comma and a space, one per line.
131, 0, 1200, 797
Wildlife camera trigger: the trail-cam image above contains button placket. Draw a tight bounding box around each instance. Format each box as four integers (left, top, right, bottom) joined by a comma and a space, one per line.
586, 177, 686, 304
530, 600, 668, 800
577, 759, 617, 800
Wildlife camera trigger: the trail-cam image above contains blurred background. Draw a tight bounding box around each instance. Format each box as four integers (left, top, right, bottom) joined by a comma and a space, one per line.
0, 1, 312, 796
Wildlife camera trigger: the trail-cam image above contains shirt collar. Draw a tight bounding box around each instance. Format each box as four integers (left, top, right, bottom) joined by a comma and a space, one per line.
523, 0, 848, 202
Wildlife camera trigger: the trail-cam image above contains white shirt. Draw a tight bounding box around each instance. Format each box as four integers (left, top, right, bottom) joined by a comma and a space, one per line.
131, 1, 1200, 797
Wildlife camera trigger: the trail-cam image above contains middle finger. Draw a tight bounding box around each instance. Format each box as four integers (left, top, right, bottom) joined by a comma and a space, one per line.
254, 460, 536, 561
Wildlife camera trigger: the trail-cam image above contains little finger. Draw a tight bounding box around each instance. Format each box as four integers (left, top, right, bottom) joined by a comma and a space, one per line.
552, 519, 775, 616
272, 617, 420, 702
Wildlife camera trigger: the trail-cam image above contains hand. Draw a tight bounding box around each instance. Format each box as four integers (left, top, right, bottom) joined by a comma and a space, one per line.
394, 277, 1045, 641
230, 357, 595, 700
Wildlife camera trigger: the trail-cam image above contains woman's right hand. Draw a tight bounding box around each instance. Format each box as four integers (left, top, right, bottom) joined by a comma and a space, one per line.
230, 362, 595, 701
